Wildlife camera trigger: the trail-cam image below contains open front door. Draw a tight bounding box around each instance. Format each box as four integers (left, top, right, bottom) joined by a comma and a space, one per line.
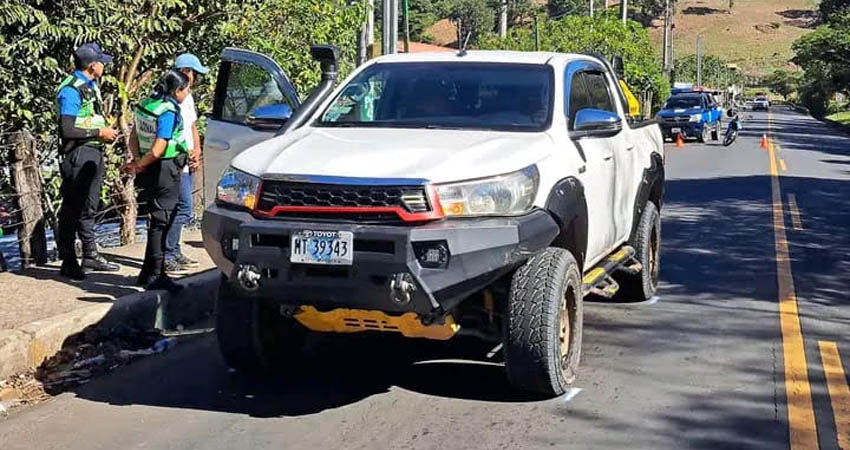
203, 48, 300, 206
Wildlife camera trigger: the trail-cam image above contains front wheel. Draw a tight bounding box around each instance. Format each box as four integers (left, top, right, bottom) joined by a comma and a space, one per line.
711, 120, 721, 141
723, 128, 738, 147
697, 125, 708, 143
216, 277, 306, 374
505, 248, 583, 397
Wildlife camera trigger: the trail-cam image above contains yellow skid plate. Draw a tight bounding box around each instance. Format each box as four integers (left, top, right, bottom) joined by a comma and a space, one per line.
294, 306, 460, 341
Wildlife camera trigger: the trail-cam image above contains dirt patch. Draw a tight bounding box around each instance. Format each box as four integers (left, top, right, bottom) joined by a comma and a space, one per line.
682, 6, 726, 15
776, 9, 818, 28
754, 22, 782, 33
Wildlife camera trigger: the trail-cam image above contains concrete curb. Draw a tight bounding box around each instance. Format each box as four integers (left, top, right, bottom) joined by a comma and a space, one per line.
0, 270, 219, 380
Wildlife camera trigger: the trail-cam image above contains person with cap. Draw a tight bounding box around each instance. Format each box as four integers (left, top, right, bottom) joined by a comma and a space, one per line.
55, 43, 120, 280
163, 53, 209, 274
124, 70, 192, 292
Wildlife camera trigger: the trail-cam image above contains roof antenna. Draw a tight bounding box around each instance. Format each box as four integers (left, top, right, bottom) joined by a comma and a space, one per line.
458, 32, 472, 57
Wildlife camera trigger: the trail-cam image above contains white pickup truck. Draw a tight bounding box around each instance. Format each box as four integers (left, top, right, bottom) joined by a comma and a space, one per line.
201, 46, 665, 397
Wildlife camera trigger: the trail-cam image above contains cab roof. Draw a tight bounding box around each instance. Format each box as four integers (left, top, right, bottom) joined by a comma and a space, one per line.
372, 50, 587, 65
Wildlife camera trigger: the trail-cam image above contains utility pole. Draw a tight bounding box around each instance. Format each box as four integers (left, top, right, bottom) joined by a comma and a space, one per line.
590, 0, 594, 17
662, 0, 671, 76
382, 0, 399, 55
499, 0, 508, 37
366, 0, 374, 49
620, 0, 627, 24
534, 15, 540, 51
696, 34, 703, 87
402, 0, 410, 52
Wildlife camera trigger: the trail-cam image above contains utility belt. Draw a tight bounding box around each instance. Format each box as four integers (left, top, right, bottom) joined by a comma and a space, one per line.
60, 139, 104, 156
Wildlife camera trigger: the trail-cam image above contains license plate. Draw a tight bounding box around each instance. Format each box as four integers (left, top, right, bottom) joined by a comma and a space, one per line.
290, 230, 353, 265
671, 127, 681, 134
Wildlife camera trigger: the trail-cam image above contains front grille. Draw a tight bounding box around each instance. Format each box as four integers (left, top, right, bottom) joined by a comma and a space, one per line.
663, 116, 690, 123
256, 180, 432, 221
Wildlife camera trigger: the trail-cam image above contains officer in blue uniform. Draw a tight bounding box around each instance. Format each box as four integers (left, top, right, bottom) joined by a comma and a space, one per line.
55, 43, 120, 280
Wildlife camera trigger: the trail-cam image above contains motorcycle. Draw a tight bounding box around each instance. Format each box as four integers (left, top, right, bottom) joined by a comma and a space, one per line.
723, 108, 742, 147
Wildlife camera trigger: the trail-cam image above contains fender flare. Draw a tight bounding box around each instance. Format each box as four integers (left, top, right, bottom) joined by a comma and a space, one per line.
544, 177, 589, 270
629, 152, 665, 243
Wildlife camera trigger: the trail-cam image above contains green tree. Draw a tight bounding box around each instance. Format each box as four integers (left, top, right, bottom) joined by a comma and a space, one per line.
765, 70, 801, 100
478, 15, 669, 110
819, 0, 850, 22
447, 0, 495, 46
792, 21, 850, 114
673, 54, 744, 88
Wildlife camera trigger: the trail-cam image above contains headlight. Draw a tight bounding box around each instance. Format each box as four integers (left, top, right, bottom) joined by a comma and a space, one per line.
689, 114, 702, 122
217, 166, 260, 210
436, 166, 539, 217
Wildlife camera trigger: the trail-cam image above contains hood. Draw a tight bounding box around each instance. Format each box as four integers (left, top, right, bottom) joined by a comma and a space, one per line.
658, 107, 702, 116
231, 126, 553, 184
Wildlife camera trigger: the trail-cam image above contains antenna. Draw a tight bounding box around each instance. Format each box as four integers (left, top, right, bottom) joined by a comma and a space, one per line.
458, 32, 472, 57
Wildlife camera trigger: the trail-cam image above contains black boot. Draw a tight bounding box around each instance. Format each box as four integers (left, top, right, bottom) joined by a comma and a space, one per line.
146, 273, 184, 294
82, 252, 120, 272
136, 267, 155, 287
60, 258, 86, 281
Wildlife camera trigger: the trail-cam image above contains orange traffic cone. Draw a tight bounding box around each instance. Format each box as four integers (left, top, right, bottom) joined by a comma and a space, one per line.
675, 133, 684, 148
760, 134, 769, 149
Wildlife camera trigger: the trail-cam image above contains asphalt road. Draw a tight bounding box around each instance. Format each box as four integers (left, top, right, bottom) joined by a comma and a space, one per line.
2, 106, 849, 450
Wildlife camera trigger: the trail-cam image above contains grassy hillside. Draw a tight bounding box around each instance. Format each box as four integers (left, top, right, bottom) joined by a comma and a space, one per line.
651, 0, 818, 77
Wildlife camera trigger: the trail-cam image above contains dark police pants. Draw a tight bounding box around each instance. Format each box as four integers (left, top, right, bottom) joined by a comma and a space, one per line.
58, 145, 104, 261
137, 158, 182, 276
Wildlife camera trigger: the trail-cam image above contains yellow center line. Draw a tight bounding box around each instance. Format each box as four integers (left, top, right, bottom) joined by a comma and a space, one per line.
769, 111, 820, 449
789, 194, 804, 231
818, 341, 850, 450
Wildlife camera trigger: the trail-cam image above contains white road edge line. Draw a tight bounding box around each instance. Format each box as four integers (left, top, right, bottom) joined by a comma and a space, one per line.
562, 388, 582, 402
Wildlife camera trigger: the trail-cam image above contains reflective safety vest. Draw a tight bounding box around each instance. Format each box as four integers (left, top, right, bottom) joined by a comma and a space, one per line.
56, 74, 107, 147
134, 97, 188, 159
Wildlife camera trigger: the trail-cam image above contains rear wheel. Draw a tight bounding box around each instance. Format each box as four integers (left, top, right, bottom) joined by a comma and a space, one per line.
619, 201, 661, 301
505, 248, 583, 397
216, 277, 305, 374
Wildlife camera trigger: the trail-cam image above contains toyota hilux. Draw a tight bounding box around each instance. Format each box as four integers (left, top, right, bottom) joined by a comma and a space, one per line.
201, 46, 665, 397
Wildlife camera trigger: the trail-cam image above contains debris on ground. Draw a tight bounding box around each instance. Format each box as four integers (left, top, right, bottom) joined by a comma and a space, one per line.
0, 324, 183, 414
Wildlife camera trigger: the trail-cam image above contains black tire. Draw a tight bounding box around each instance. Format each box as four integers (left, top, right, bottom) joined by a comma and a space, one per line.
697, 124, 708, 143
723, 129, 738, 147
216, 277, 305, 374
505, 247, 583, 397
711, 120, 721, 141
619, 201, 661, 301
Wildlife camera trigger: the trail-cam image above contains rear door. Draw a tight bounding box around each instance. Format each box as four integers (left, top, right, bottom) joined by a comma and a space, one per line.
203, 48, 300, 206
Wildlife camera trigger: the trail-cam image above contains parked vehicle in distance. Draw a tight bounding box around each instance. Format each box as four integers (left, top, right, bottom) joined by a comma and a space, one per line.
201, 46, 666, 397
656, 91, 723, 143
753, 95, 770, 111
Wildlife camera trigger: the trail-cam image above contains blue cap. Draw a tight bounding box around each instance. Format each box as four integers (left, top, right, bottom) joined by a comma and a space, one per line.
74, 43, 113, 67
174, 53, 209, 74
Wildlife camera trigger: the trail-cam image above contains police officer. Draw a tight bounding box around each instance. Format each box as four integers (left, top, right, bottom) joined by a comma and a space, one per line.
56, 43, 120, 280
125, 70, 191, 292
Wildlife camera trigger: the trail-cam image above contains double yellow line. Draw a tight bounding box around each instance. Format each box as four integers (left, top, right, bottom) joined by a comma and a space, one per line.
769, 112, 850, 449
767, 112, 819, 449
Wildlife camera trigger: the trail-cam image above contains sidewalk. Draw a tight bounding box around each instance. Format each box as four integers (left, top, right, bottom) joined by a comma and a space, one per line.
0, 229, 214, 330
0, 229, 219, 382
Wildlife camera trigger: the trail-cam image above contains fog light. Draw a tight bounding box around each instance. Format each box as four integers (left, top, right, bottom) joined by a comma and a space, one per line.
412, 240, 449, 269
222, 234, 239, 261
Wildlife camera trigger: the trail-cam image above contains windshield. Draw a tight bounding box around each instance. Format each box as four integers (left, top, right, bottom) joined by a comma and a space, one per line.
664, 96, 702, 110
316, 62, 554, 132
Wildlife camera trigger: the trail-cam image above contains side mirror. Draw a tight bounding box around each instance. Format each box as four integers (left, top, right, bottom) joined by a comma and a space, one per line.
246, 103, 293, 130
611, 56, 625, 78
572, 108, 623, 137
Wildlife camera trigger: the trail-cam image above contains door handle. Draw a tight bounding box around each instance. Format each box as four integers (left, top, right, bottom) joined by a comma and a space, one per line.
603, 155, 614, 161
626, 145, 635, 151
206, 138, 231, 151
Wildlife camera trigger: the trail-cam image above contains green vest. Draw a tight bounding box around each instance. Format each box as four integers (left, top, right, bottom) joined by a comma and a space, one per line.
134, 97, 188, 159
56, 74, 107, 146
